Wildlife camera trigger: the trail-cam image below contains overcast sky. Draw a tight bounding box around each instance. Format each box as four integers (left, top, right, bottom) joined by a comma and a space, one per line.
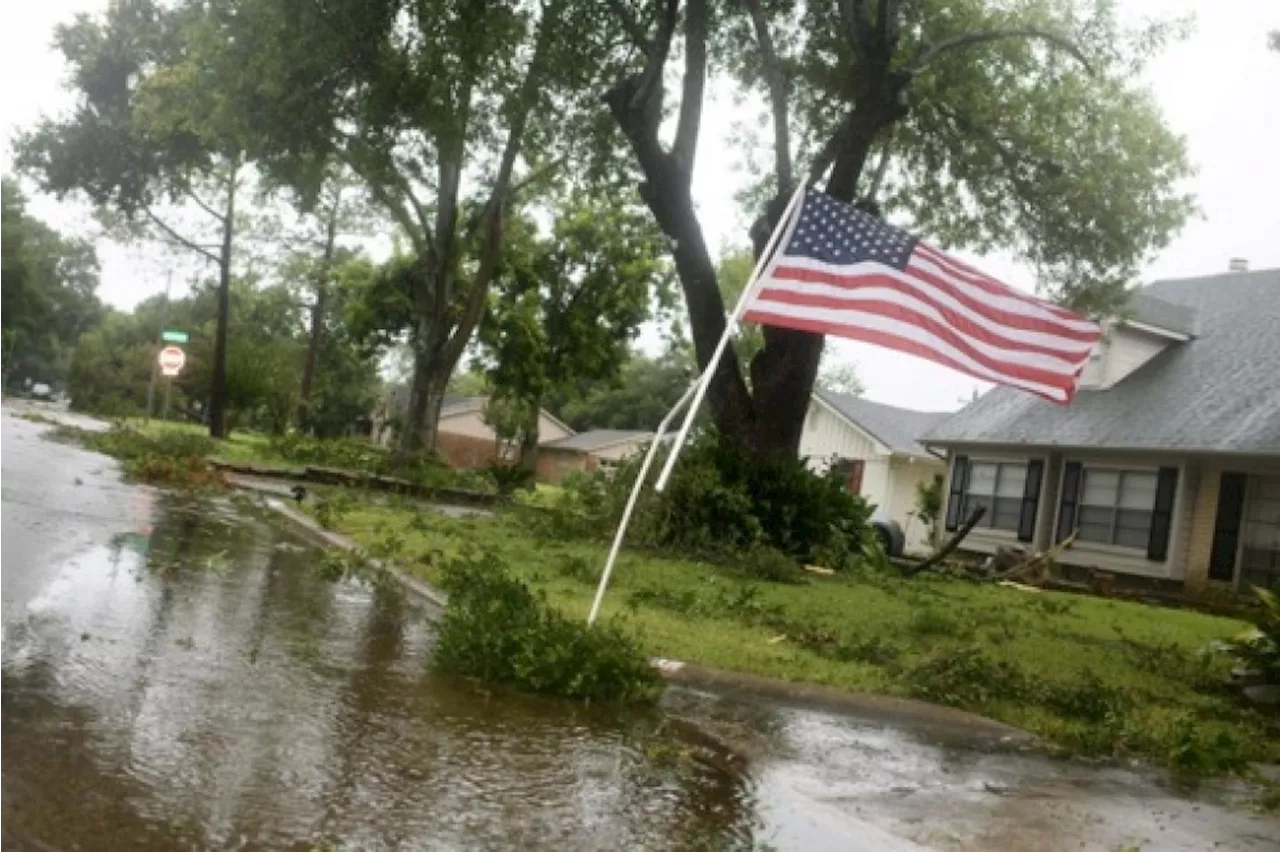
4, 0, 1278, 412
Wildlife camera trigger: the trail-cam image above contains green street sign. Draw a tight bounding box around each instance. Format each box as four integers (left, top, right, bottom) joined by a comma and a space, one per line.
162, 330, 189, 343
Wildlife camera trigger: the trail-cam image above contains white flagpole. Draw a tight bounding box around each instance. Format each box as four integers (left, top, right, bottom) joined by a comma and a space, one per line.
586, 379, 698, 626
653, 182, 809, 492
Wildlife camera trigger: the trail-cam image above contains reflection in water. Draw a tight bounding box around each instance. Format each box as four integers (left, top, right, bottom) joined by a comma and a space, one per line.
2, 494, 764, 851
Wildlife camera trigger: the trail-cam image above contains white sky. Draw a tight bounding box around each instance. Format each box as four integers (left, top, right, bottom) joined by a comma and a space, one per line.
4, 0, 1279, 412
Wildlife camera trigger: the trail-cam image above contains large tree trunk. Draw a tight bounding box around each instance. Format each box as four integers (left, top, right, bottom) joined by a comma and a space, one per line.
208, 162, 238, 440
517, 395, 541, 478
297, 196, 340, 432
297, 280, 326, 432
400, 341, 449, 457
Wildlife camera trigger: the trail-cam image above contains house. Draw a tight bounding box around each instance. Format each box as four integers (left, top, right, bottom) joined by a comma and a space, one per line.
801, 390, 952, 551
537, 429, 654, 483
924, 266, 1280, 593
371, 391, 575, 470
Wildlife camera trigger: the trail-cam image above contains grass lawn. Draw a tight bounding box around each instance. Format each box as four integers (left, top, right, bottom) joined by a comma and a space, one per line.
121, 418, 276, 464
320, 493, 1280, 775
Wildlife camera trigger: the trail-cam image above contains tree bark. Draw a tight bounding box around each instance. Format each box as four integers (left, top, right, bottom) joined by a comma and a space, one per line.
208, 160, 238, 440
400, 332, 449, 457
297, 193, 341, 432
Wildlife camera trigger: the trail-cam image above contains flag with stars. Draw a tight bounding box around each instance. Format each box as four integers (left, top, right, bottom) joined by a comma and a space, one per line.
742, 189, 1102, 403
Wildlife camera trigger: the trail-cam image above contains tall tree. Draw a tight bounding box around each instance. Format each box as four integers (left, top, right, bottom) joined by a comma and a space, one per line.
1, 179, 102, 388
476, 192, 669, 472
191, 0, 626, 456
15, 0, 251, 437
604, 0, 1193, 458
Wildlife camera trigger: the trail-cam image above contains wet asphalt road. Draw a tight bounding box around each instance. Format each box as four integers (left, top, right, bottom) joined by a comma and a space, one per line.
2, 401, 1278, 852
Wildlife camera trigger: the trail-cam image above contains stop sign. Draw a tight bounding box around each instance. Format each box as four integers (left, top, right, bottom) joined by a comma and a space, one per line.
158, 345, 186, 377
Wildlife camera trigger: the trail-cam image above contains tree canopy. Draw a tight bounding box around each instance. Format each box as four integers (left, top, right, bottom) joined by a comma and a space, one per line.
605, 0, 1193, 457
1, 179, 102, 389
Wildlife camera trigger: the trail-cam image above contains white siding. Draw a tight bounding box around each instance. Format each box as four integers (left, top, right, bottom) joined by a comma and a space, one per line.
798, 401, 883, 473
1080, 323, 1172, 390
887, 456, 947, 553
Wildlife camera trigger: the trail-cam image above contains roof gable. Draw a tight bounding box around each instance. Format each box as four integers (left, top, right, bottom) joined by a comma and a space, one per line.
816, 390, 952, 456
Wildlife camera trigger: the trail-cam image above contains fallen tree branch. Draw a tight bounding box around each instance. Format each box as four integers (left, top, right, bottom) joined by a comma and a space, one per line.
905, 505, 986, 575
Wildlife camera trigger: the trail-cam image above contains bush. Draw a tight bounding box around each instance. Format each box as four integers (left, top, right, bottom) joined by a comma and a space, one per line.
433, 549, 664, 704
544, 434, 873, 569
738, 545, 807, 584
268, 432, 466, 489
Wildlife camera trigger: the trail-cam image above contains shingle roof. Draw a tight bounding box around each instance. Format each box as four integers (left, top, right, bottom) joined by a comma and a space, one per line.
1129, 292, 1197, 336
925, 268, 1280, 454
541, 429, 652, 453
816, 390, 953, 456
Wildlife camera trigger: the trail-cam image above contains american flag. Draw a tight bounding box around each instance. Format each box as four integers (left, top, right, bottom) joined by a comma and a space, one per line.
742, 190, 1102, 403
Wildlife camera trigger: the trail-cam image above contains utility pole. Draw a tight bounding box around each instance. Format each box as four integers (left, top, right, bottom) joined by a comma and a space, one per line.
144, 270, 173, 421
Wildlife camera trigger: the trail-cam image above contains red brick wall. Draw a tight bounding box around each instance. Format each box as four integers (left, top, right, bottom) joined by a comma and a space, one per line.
436, 432, 501, 470
536, 448, 595, 484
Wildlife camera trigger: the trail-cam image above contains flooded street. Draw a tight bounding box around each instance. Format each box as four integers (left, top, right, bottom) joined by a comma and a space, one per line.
3, 405, 1277, 851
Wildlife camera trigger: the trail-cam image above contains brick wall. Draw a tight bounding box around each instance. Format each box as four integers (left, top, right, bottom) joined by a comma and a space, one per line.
536, 449, 595, 484
436, 431, 501, 470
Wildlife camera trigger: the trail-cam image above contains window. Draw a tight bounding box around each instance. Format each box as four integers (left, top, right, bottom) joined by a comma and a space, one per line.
1240, 474, 1280, 588
962, 461, 1027, 532
1074, 467, 1158, 549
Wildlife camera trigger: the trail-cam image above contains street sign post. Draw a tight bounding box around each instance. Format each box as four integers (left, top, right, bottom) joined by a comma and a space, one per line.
158, 346, 186, 377
162, 330, 189, 343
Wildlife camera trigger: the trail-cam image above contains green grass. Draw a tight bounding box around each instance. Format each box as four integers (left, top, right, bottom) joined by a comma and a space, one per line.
319, 494, 1279, 775
120, 419, 275, 464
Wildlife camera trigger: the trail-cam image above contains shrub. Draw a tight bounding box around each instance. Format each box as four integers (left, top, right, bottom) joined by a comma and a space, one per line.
551, 434, 873, 568
1223, 587, 1280, 683
433, 549, 664, 704
738, 545, 807, 584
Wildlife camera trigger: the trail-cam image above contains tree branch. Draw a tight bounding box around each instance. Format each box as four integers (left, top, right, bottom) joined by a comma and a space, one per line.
443, 0, 562, 370
744, 0, 792, 192
344, 154, 429, 258
863, 127, 894, 201
910, 28, 1093, 76
184, 185, 226, 223
605, 0, 651, 51
671, 0, 707, 175
141, 207, 220, 264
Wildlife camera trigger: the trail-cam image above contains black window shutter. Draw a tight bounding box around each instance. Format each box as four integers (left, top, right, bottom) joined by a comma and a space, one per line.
1209, 473, 1248, 581
1147, 466, 1179, 561
944, 455, 969, 532
1056, 461, 1082, 543
1017, 459, 1044, 542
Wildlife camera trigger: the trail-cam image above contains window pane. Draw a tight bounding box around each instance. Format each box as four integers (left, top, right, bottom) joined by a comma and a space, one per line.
968, 463, 997, 496
1076, 505, 1113, 543
1115, 509, 1152, 549
1119, 472, 1158, 510
962, 495, 991, 526
1254, 475, 1280, 502
996, 463, 1027, 498
992, 498, 1022, 531
1081, 470, 1119, 506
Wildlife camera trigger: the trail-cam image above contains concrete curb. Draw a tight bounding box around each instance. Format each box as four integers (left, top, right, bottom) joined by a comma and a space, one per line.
252, 486, 1038, 749
261, 496, 449, 613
